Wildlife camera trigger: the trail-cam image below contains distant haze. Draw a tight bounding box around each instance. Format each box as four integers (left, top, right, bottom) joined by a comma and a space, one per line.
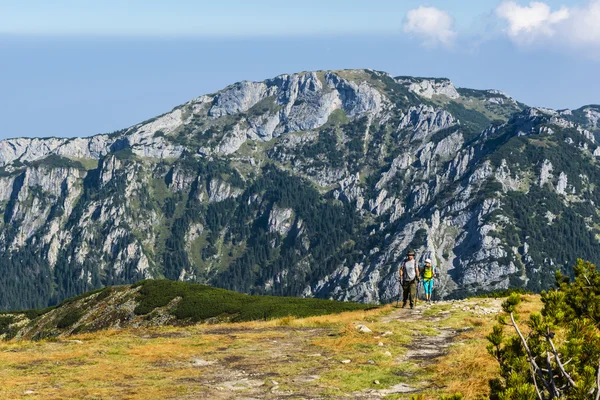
1, 0, 599, 139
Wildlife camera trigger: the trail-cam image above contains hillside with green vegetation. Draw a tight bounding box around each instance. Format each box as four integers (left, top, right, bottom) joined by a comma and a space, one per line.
0, 280, 373, 340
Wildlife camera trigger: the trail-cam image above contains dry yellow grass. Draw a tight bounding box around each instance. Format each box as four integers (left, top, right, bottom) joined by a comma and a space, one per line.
0, 308, 394, 399
0, 299, 542, 399
427, 295, 544, 399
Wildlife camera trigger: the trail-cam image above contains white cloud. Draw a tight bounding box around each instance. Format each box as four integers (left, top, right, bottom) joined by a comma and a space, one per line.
496, 1, 569, 40
565, 1, 600, 46
496, 1, 600, 48
403, 6, 457, 48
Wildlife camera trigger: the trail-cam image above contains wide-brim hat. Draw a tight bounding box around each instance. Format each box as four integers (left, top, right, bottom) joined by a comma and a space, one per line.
425, 258, 432, 264
407, 250, 415, 256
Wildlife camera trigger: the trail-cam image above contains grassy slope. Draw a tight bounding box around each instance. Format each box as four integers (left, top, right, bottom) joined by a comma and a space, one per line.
132, 279, 374, 322
0, 294, 543, 399
1, 280, 374, 340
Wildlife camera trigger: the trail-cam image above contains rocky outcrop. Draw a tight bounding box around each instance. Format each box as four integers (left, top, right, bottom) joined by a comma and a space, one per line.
268, 206, 294, 235
556, 172, 568, 195
585, 107, 600, 129
397, 78, 460, 99
0, 137, 113, 167
398, 105, 456, 141
210, 81, 272, 118
539, 160, 553, 186
333, 173, 365, 210
208, 179, 242, 203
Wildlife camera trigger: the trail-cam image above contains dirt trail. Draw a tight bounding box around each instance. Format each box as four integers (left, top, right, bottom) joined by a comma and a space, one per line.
177, 326, 331, 399
358, 305, 471, 398
177, 303, 478, 400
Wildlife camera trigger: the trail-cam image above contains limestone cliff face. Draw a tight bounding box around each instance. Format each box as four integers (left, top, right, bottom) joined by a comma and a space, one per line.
1, 69, 599, 310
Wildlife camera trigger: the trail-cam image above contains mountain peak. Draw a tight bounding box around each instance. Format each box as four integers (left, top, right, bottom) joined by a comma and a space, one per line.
1, 69, 599, 311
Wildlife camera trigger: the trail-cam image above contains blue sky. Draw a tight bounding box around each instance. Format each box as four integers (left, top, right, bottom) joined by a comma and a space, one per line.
0, 0, 599, 139
0, 1, 508, 36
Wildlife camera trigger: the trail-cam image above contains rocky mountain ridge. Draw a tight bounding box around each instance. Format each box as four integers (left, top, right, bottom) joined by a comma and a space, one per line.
1, 69, 599, 310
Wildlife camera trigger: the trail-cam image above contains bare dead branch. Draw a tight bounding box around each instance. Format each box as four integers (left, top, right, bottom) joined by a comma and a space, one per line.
546, 352, 559, 398
510, 312, 550, 398
529, 361, 545, 400
595, 357, 600, 400
547, 333, 576, 388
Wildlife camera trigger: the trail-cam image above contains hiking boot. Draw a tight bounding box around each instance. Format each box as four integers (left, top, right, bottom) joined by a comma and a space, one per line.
401, 302, 407, 309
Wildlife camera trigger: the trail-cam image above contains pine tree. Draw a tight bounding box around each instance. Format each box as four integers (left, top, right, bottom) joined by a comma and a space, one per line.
487, 259, 600, 399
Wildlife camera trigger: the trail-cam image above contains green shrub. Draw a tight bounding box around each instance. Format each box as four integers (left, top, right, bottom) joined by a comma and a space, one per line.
58, 287, 106, 307
26, 154, 86, 170
23, 306, 56, 320
56, 310, 83, 329
488, 259, 600, 399
71, 324, 89, 335
113, 147, 136, 160
0, 315, 15, 335
90, 287, 113, 303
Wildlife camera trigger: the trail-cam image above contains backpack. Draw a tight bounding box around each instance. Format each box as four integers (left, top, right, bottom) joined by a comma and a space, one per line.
423, 265, 434, 280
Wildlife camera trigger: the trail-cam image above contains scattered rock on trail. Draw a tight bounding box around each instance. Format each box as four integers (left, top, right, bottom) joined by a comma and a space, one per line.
341, 359, 352, 364
192, 358, 217, 367
216, 377, 264, 391
356, 324, 372, 333
445, 299, 503, 316
377, 383, 418, 395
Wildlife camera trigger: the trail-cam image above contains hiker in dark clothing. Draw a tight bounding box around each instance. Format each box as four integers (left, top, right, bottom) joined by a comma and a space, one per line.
399, 250, 420, 309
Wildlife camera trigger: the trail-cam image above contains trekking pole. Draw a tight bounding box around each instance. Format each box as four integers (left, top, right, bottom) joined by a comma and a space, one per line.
395, 258, 402, 307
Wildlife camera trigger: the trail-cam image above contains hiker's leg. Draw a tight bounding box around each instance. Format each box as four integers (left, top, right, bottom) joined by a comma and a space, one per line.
424, 280, 432, 301
402, 282, 409, 306
409, 281, 416, 307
